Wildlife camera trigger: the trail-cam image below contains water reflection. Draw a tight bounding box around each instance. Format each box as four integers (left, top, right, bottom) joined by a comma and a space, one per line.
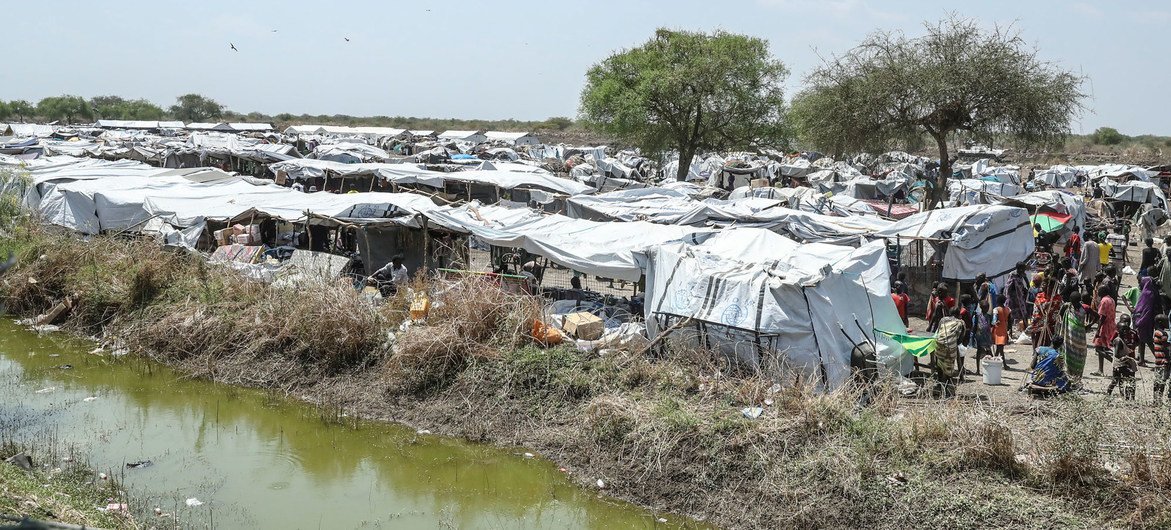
0, 320, 701, 529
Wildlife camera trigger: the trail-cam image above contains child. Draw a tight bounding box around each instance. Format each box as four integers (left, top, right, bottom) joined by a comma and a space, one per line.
992, 297, 1011, 360
1093, 285, 1117, 375
892, 284, 910, 330
1106, 315, 1138, 400
1154, 314, 1171, 406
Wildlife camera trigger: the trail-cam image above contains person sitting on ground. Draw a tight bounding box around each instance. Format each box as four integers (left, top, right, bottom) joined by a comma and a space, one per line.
1106, 315, 1138, 400
1153, 314, 1171, 406
1093, 285, 1118, 376
1141, 237, 1160, 280
1026, 335, 1071, 395
366, 256, 409, 295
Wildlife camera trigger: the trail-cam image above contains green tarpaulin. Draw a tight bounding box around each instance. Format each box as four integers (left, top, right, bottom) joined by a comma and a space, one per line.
1030, 213, 1067, 234
876, 329, 937, 358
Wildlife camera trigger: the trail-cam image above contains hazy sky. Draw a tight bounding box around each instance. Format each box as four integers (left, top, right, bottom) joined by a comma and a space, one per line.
8, 0, 1170, 134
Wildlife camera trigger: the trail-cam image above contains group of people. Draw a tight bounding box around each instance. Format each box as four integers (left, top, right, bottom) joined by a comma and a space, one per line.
922, 224, 1171, 403
917, 270, 1016, 396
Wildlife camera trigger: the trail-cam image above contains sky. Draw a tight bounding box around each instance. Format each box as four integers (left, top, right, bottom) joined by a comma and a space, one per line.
7, 0, 1171, 135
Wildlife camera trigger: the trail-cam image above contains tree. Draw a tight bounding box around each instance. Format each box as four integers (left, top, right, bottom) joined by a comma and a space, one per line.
1090, 127, 1126, 146
540, 116, 574, 131
0, 100, 10, 122
36, 95, 93, 124
89, 95, 128, 119
579, 29, 790, 181
791, 18, 1084, 207
90, 96, 164, 120
8, 100, 34, 122
169, 94, 225, 122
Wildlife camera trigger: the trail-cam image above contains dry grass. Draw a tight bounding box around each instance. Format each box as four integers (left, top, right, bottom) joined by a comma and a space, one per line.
6, 226, 1171, 528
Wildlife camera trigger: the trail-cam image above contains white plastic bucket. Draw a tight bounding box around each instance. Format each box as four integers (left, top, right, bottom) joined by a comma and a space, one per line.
982, 357, 1003, 385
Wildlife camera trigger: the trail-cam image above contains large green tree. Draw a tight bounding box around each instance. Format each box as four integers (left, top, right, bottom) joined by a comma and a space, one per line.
0, 100, 10, 122
89, 95, 128, 119
169, 93, 225, 122
8, 100, 34, 122
791, 18, 1084, 207
579, 29, 790, 181
36, 95, 93, 124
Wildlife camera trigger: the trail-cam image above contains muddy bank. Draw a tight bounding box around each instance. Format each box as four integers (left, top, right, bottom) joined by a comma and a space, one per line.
3, 228, 1170, 529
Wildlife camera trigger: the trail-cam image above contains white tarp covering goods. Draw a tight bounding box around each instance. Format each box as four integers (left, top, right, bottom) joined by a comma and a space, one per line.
875, 204, 1034, 280
423, 203, 715, 281
644, 230, 907, 390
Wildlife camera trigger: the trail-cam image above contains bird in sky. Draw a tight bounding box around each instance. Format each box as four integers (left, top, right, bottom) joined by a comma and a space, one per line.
344, 37, 350, 42
271, 29, 278, 32
230, 43, 238, 51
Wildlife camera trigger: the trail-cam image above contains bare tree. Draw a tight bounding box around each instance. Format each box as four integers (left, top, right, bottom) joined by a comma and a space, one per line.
791, 17, 1085, 207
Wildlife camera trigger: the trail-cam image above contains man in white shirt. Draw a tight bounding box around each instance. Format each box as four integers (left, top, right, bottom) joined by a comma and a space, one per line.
367, 256, 409, 295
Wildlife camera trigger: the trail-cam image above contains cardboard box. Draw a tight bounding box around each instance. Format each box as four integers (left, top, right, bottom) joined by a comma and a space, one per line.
750, 178, 770, 188
563, 312, 604, 341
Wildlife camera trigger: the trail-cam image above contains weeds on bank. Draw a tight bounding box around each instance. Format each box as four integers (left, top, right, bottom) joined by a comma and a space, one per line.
8, 226, 1171, 527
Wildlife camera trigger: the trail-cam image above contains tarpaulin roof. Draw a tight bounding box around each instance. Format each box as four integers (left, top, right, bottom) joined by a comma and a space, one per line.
645, 232, 905, 390
875, 204, 1034, 279
423, 203, 714, 281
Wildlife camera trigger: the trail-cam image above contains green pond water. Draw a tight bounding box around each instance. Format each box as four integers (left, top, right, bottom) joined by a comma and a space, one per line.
0, 319, 703, 529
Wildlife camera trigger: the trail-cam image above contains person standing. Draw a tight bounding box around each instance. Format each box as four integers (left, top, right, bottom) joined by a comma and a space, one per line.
1065, 226, 1082, 265
1140, 238, 1160, 280
1060, 291, 1089, 384
1080, 234, 1100, 293
1005, 262, 1030, 335
892, 284, 911, 330
1153, 314, 1171, 406
1030, 279, 1063, 358
992, 297, 1011, 361
1107, 315, 1138, 400
1134, 277, 1161, 365
1093, 285, 1117, 376
934, 309, 967, 396
1098, 231, 1113, 269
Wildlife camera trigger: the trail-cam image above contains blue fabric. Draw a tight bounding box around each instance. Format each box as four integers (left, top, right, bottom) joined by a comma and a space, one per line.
1031, 347, 1071, 391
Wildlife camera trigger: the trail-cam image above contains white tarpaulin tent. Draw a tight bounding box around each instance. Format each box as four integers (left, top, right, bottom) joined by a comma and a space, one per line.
946, 179, 1021, 204
1003, 190, 1087, 236
875, 204, 1034, 279
1098, 179, 1168, 208
565, 187, 701, 223
644, 230, 906, 390
423, 203, 714, 281
25, 161, 440, 235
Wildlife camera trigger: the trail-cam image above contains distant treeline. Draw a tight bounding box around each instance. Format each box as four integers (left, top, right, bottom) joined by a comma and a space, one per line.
0, 93, 579, 133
